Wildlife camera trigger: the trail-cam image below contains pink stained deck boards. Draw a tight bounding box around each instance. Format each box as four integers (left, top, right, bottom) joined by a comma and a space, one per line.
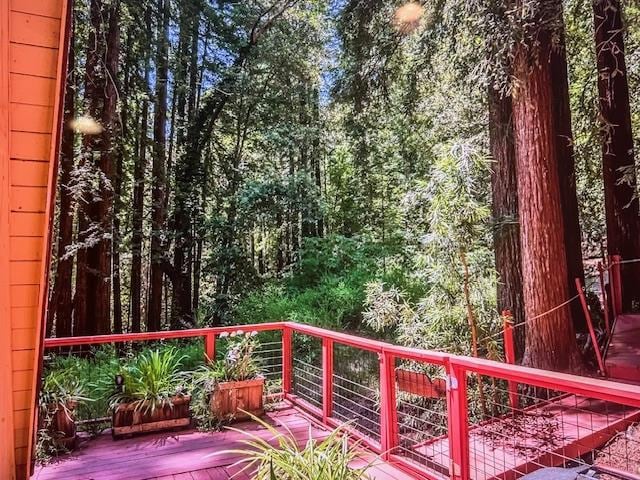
605, 314, 640, 384
33, 406, 415, 480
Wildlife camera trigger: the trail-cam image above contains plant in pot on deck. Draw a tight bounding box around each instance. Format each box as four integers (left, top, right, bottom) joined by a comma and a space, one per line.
108, 348, 191, 438
193, 330, 264, 424
37, 370, 91, 459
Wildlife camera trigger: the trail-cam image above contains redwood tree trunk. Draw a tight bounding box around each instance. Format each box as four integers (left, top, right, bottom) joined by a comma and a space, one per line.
51, 24, 76, 338
80, 0, 112, 335
512, 35, 582, 372
593, 0, 640, 310
130, 11, 151, 333
550, 26, 587, 331
108, 2, 122, 334
488, 88, 525, 360
148, 0, 170, 332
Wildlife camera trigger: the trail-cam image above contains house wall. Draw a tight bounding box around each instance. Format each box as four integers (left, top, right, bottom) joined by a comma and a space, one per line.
0, 0, 69, 478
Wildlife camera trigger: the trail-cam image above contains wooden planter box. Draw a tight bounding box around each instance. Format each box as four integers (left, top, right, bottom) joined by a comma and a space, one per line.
112, 395, 191, 438
209, 378, 264, 422
43, 401, 78, 450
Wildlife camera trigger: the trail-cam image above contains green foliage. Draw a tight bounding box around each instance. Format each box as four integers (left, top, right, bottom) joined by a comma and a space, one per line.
37, 369, 91, 463
108, 348, 187, 414
363, 144, 500, 356
195, 331, 261, 385
233, 235, 410, 331
224, 413, 373, 479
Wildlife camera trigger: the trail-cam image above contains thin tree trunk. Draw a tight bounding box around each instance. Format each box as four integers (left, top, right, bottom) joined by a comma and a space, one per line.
130, 8, 152, 333
551, 25, 587, 331
488, 88, 525, 361
109, 2, 123, 335
512, 32, 582, 372
80, 0, 112, 335
148, 0, 170, 331
593, 0, 640, 309
460, 249, 487, 415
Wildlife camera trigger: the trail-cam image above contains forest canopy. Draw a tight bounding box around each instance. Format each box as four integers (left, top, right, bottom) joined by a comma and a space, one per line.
47, 0, 640, 372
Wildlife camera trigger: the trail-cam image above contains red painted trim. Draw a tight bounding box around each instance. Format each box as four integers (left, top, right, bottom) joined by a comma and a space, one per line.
445, 360, 470, 480
379, 352, 398, 461
285, 322, 448, 365
204, 333, 215, 362
43, 322, 285, 348
281, 326, 292, 396
610, 255, 623, 316
321, 337, 333, 423
502, 311, 519, 410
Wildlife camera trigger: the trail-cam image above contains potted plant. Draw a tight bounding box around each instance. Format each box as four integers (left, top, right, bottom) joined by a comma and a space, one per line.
193, 330, 264, 423
38, 370, 90, 453
109, 348, 191, 438
224, 413, 373, 479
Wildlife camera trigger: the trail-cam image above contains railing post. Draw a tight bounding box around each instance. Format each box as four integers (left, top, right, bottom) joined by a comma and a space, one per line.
502, 310, 519, 410
282, 326, 293, 398
598, 262, 611, 338
610, 255, 623, 317
576, 278, 606, 376
205, 332, 215, 362
322, 337, 334, 423
445, 359, 470, 480
379, 351, 398, 460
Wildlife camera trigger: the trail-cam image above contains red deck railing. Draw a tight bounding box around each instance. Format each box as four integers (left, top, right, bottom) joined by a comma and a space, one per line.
43, 321, 640, 480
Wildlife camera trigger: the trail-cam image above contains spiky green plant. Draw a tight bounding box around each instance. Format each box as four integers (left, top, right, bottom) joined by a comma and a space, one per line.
220, 413, 373, 479
109, 348, 187, 414
37, 369, 91, 462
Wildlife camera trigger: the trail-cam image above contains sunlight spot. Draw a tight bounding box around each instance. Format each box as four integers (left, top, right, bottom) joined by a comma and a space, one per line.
69, 115, 104, 135
393, 2, 425, 34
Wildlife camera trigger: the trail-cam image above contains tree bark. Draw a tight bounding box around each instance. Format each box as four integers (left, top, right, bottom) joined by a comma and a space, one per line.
550, 26, 587, 331
512, 34, 582, 372
593, 0, 640, 309
171, 0, 200, 329
109, 1, 122, 334
130, 8, 152, 333
488, 88, 525, 361
148, 0, 170, 332
78, 0, 113, 335
50, 22, 76, 338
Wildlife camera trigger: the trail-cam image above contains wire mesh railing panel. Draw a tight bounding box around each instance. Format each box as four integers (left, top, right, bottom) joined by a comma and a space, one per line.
332, 343, 381, 443
393, 361, 450, 477
253, 331, 283, 398
292, 333, 323, 409
465, 373, 640, 479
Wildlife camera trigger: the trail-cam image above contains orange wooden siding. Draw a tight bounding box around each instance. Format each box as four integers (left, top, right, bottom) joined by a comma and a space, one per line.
1, 0, 69, 478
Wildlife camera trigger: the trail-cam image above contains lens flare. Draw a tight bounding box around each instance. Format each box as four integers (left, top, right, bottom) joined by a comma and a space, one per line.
69, 115, 104, 135
393, 2, 425, 34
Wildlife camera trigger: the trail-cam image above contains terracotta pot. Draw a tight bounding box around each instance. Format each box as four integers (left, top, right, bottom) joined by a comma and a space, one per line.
44, 401, 78, 450
209, 377, 264, 422
112, 395, 191, 438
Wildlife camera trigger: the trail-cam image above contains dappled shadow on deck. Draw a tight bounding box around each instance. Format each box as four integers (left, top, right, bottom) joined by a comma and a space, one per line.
33, 402, 415, 480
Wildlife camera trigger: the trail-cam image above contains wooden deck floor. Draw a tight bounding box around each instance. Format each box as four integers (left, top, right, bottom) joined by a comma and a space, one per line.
33, 404, 417, 480
605, 314, 640, 384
